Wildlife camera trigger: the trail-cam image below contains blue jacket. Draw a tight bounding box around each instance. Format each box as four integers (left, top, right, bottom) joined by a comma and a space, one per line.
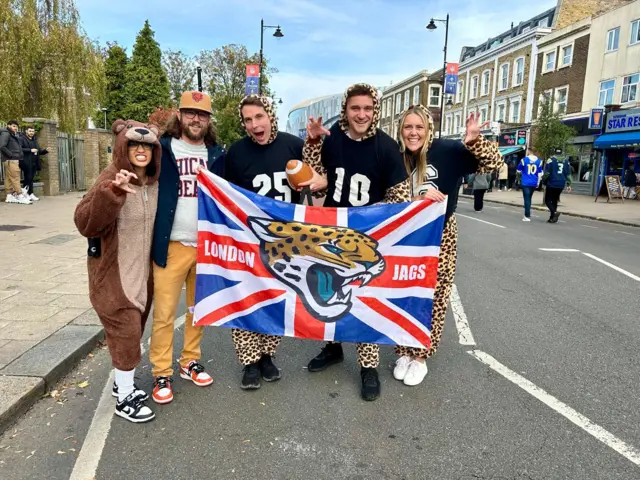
544, 157, 572, 189
152, 136, 225, 268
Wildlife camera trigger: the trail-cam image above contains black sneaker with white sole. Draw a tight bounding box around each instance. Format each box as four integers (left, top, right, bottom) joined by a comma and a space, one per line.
112, 382, 149, 401
241, 362, 261, 390
115, 392, 155, 423
259, 354, 281, 382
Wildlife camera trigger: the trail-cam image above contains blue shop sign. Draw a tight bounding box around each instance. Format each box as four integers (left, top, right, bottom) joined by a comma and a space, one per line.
605, 108, 640, 133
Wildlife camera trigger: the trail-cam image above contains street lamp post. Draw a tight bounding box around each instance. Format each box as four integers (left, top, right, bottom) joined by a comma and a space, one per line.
259, 19, 283, 95
426, 14, 450, 138
101, 107, 108, 129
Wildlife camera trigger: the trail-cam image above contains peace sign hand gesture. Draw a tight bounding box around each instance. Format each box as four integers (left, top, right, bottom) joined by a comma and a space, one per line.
306, 116, 331, 140
111, 169, 138, 194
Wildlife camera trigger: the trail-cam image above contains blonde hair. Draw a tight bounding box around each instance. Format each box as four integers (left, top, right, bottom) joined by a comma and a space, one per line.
397, 105, 434, 191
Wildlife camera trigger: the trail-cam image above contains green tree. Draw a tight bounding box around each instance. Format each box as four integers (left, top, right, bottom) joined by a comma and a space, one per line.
162, 49, 195, 106
532, 96, 576, 160
98, 42, 129, 127
122, 20, 170, 122
195, 44, 277, 147
0, 0, 105, 132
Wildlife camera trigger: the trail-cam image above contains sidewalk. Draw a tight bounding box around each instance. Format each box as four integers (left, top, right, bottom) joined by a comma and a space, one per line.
0, 194, 103, 432
461, 189, 640, 227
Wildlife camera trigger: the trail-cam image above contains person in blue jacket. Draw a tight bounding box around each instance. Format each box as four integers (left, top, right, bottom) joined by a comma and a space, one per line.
542, 149, 572, 223
516, 148, 543, 222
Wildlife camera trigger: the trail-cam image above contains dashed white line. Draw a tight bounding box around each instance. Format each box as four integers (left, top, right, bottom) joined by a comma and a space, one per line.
449, 284, 476, 346
70, 314, 187, 480
456, 214, 506, 229
468, 349, 640, 467
614, 230, 635, 236
539, 248, 580, 252
581, 224, 598, 229
581, 253, 640, 282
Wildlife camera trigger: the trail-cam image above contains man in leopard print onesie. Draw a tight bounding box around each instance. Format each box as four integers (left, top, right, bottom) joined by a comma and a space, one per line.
393, 104, 502, 386
301, 83, 410, 401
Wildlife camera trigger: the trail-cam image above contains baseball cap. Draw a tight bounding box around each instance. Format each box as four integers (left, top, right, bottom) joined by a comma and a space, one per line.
179, 91, 212, 114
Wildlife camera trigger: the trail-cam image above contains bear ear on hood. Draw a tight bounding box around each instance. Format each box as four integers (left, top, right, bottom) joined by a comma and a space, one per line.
111, 119, 126, 135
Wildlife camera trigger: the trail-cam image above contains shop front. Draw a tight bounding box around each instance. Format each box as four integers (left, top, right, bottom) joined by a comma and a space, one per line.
563, 116, 598, 195
498, 127, 528, 166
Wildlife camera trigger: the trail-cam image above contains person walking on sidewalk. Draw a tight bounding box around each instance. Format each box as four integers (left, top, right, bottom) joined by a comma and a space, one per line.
1, 120, 31, 204
623, 165, 637, 199
149, 91, 224, 405
498, 161, 508, 191
393, 105, 501, 386
74, 119, 161, 423
517, 149, 543, 222
542, 150, 572, 223
19, 125, 48, 202
469, 170, 490, 212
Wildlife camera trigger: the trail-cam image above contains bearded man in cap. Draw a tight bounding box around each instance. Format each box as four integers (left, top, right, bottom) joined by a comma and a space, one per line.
149, 91, 225, 405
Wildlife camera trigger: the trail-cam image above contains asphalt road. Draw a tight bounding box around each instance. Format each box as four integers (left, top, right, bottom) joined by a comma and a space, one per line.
1, 201, 639, 480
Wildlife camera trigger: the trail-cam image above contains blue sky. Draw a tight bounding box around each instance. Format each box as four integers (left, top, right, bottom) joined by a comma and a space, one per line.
76, 0, 557, 125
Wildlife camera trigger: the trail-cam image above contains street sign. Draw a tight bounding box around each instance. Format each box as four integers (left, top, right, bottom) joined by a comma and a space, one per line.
589, 108, 604, 130
444, 74, 458, 95
245, 76, 259, 88
246, 64, 260, 77
245, 85, 259, 96
604, 107, 640, 133
446, 63, 459, 75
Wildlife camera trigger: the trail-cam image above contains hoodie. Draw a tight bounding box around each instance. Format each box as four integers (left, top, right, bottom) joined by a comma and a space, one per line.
302, 83, 409, 206
74, 119, 161, 315
225, 94, 304, 202
0, 128, 23, 162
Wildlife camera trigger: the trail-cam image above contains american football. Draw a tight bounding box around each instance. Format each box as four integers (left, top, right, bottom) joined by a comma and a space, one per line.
285, 160, 314, 189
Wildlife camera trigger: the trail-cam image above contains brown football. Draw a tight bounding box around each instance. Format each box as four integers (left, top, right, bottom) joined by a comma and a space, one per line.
286, 160, 314, 189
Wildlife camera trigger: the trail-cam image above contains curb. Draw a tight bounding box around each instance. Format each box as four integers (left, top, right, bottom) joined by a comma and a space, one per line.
459, 195, 640, 228
0, 325, 105, 434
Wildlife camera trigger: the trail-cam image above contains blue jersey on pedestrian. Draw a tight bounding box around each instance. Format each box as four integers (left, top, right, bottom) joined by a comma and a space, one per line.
517, 155, 543, 187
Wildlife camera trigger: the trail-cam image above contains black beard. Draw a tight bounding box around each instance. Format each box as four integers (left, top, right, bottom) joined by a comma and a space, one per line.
184, 122, 206, 141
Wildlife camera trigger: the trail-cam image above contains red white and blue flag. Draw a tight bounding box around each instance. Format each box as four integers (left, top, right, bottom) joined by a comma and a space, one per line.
193, 171, 446, 348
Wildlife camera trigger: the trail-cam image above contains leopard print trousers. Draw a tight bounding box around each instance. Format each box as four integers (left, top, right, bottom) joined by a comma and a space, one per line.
231, 329, 282, 365
395, 215, 458, 359
323, 342, 380, 368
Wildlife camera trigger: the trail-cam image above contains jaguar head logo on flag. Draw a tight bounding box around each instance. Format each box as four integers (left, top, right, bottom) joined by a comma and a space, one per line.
248, 217, 386, 322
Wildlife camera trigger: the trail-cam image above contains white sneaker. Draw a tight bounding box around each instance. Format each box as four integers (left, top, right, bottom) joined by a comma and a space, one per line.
393, 355, 412, 381
21, 186, 28, 196
403, 360, 428, 386
522, 217, 531, 222
15, 194, 32, 205
5, 193, 17, 203
29, 193, 39, 201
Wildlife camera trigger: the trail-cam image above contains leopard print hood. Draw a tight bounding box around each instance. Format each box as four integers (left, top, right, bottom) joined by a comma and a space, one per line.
338, 83, 381, 141
238, 94, 279, 145
397, 104, 435, 154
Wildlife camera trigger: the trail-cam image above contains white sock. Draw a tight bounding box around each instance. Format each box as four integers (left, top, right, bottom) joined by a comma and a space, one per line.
114, 368, 135, 402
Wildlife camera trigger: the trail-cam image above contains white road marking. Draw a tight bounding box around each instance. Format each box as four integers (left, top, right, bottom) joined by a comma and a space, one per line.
450, 284, 475, 345
539, 248, 580, 252
70, 314, 187, 480
458, 200, 470, 205
456, 214, 506, 229
614, 230, 635, 236
581, 224, 598, 229
582, 253, 640, 282
468, 349, 640, 467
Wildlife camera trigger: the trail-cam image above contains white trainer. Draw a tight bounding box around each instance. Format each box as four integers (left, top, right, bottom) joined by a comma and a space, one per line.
403, 360, 428, 386
15, 194, 32, 205
393, 355, 412, 381
522, 217, 531, 222
5, 193, 17, 203
29, 193, 39, 201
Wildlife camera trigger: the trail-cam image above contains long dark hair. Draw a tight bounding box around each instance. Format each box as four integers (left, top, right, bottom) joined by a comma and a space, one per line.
164, 113, 218, 146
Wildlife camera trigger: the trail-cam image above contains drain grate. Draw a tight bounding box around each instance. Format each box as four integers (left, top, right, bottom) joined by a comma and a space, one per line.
0, 225, 33, 232
32, 234, 78, 245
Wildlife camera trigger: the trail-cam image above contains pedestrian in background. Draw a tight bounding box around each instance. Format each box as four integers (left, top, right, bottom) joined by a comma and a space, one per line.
469, 170, 491, 212
1, 120, 31, 204
542, 149, 572, 223
498, 161, 508, 191
19, 125, 48, 202
517, 148, 543, 222
623, 165, 637, 199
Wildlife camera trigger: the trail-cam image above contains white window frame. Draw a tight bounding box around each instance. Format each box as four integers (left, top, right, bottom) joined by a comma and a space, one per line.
554, 85, 569, 115
469, 75, 479, 99
454, 113, 462, 134
560, 43, 573, 67
498, 63, 509, 91
631, 19, 640, 46
479, 105, 489, 124
395, 93, 401, 114
445, 114, 453, 135
381, 100, 386, 118
512, 57, 525, 86
456, 80, 464, 103
598, 79, 615, 107
481, 70, 491, 96
621, 73, 639, 104
429, 85, 441, 107
544, 50, 556, 73
607, 27, 620, 52
509, 97, 522, 123
403, 90, 410, 110
413, 85, 420, 105
495, 100, 507, 122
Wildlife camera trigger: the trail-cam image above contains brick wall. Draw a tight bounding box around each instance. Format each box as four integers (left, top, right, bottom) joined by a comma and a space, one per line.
82, 129, 113, 189
495, 45, 533, 123
31, 120, 60, 196
555, 0, 633, 30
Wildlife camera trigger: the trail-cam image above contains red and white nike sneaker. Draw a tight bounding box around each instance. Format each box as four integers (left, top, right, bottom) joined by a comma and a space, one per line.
179, 361, 213, 387
152, 376, 173, 404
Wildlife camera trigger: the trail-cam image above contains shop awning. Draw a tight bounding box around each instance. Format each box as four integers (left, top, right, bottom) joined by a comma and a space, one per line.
594, 131, 640, 149
498, 146, 525, 155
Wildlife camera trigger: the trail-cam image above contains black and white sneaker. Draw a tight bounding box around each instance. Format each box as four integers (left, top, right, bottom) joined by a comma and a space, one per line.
112, 382, 149, 401
115, 392, 155, 423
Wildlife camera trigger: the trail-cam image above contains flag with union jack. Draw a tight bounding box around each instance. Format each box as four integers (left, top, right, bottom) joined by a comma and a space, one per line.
193, 171, 447, 349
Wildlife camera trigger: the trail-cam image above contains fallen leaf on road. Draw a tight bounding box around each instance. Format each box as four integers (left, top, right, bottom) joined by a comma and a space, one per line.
50, 390, 60, 398
64, 436, 74, 441
15, 450, 23, 453
260, 402, 266, 406
243, 440, 250, 443
51, 413, 57, 417
69, 448, 76, 452
46, 422, 50, 426
88, 353, 94, 358
77, 381, 89, 388
57, 451, 65, 455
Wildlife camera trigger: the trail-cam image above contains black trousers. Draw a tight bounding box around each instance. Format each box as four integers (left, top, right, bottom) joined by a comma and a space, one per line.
545, 187, 563, 216
473, 189, 487, 211
21, 160, 35, 195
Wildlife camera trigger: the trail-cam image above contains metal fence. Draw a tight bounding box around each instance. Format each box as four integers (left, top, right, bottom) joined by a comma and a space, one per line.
57, 132, 85, 192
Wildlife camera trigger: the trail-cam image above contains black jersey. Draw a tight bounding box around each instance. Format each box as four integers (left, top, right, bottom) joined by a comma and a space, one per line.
225, 131, 304, 203
321, 123, 407, 207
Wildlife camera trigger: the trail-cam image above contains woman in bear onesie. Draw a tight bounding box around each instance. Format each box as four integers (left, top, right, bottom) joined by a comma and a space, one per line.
74, 119, 161, 423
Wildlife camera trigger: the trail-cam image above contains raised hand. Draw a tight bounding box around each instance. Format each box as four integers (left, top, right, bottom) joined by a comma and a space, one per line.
306, 116, 331, 140
111, 169, 138, 194
463, 111, 488, 145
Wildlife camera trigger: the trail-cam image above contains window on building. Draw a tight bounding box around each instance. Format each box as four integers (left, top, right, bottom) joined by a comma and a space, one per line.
513, 58, 524, 85
413, 85, 420, 105
429, 86, 440, 107
598, 80, 615, 106
510, 100, 521, 123
445, 115, 452, 135
622, 74, 639, 103
456, 80, 464, 103
499, 63, 509, 90
479, 106, 488, 124
404, 90, 410, 110
607, 27, 620, 52
395, 93, 401, 114
470, 75, 479, 99
482, 70, 490, 96
521, 26, 531, 34
561, 45, 573, 66
631, 20, 640, 45
555, 87, 568, 114
497, 103, 506, 122
381, 100, 386, 118
544, 51, 556, 72
538, 17, 549, 28
454, 113, 461, 134
538, 89, 553, 117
